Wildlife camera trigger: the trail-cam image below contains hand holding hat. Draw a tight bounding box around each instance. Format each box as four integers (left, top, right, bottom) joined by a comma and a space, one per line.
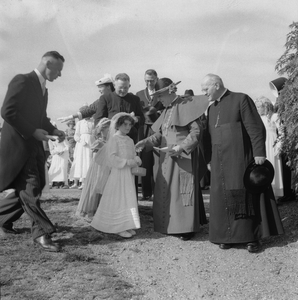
254, 156, 266, 165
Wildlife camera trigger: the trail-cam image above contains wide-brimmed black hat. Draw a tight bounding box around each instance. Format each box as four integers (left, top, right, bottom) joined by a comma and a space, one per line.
144, 106, 159, 125
269, 77, 287, 98
243, 160, 275, 194
151, 78, 181, 96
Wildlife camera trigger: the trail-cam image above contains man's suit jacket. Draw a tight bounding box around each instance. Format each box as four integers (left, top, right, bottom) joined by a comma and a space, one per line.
136, 88, 163, 112
136, 88, 164, 140
0, 71, 56, 191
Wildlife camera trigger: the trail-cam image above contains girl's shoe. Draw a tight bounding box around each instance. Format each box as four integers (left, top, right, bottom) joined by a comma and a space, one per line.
78, 184, 84, 190
127, 229, 136, 235
117, 231, 132, 238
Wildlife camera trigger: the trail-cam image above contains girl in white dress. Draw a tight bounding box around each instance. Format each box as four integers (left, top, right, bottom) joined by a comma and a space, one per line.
69, 118, 94, 189
48, 139, 69, 188
255, 97, 284, 197
75, 118, 111, 219
91, 113, 142, 238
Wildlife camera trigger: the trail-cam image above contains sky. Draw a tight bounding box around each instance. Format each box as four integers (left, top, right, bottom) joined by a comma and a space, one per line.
0, 0, 297, 130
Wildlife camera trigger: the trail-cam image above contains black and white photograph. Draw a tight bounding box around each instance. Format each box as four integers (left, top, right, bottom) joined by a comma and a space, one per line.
0, 0, 298, 299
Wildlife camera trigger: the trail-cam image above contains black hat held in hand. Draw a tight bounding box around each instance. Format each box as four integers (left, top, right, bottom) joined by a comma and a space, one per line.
243, 160, 275, 194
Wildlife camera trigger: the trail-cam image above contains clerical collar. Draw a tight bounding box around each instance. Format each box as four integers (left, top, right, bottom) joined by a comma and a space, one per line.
34, 69, 46, 88
215, 88, 227, 102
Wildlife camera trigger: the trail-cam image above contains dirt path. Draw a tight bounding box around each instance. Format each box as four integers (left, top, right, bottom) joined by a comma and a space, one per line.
1, 189, 298, 300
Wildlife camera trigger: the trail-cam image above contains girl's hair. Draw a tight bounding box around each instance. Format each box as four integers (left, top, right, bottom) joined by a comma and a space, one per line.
263, 101, 274, 115
115, 115, 135, 129
255, 96, 274, 119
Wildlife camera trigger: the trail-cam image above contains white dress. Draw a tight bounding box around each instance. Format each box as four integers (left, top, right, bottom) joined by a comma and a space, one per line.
261, 114, 284, 197
91, 133, 140, 233
69, 119, 94, 180
48, 140, 69, 183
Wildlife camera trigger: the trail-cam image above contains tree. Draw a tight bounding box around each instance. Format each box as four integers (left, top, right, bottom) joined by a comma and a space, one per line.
275, 22, 298, 190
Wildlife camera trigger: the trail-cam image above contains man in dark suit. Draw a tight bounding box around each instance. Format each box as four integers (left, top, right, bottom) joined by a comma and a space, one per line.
136, 69, 164, 200
0, 51, 66, 252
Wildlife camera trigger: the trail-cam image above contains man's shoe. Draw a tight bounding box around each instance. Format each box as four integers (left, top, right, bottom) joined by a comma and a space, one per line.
178, 232, 195, 241
1, 226, 18, 235
219, 243, 232, 250
247, 242, 261, 253
277, 192, 296, 205
0, 227, 18, 237
33, 235, 61, 252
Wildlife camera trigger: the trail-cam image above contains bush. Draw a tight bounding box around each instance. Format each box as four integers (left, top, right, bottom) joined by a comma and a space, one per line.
275, 22, 298, 190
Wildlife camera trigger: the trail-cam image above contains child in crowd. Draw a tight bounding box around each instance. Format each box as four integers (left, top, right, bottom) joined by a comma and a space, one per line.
48, 138, 70, 189
65, 119, 76, 158
69, 113, 94, 189
76, 118, 111, 219
91, 113, 142, 238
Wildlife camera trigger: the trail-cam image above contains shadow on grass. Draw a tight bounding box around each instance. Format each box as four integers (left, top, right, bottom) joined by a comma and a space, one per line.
1, 232, 145, 300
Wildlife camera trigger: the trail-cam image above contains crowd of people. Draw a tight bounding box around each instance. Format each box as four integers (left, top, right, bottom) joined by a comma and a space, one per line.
0, 50, 293, 253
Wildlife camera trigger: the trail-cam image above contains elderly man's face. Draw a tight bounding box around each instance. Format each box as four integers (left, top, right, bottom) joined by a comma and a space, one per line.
201, 79, 219, 102
114, 79, 130, 97
145, 74, 157, 91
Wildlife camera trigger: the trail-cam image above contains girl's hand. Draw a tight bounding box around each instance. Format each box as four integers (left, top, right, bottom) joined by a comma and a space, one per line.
127, 159, 137, 168
135, 156, 142, 166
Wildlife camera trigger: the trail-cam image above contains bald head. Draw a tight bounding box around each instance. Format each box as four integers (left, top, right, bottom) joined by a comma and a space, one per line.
201, 73, 226, 102
203, 74, 224, 87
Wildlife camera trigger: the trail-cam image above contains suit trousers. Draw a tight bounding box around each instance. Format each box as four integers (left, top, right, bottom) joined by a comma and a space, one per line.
140, 149, 154, 198
0, 142, 56, 239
